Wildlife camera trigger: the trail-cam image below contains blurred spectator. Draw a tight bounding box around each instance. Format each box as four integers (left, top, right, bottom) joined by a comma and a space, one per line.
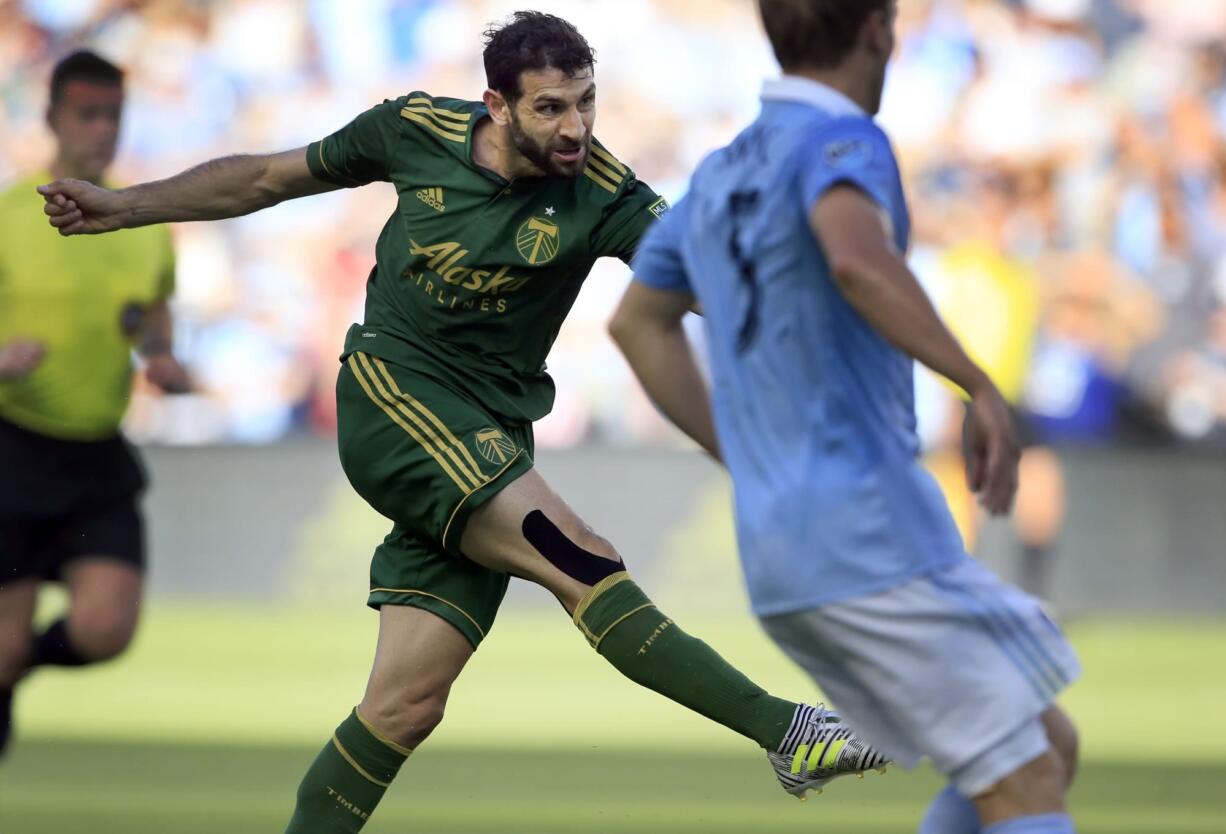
1, 0, 1225, 448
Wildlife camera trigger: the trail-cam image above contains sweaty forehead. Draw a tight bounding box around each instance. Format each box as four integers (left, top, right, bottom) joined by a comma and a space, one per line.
519, 67, 595, 101
57, 80, 124, 108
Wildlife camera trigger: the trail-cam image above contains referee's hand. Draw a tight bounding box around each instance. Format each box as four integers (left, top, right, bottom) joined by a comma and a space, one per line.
37, 179, 126, 236
145, 354, 192, 395
964, 383, 1020, 516
0, 340, 45, 381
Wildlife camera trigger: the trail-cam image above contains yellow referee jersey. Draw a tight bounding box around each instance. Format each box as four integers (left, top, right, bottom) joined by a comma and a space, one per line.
0, 173, 174, 440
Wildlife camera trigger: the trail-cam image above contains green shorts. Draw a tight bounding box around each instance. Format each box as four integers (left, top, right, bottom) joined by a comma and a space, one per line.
337, 351, 535, 648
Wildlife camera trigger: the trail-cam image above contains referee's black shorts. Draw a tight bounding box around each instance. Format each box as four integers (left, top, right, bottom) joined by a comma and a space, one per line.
0, 415, 146, 586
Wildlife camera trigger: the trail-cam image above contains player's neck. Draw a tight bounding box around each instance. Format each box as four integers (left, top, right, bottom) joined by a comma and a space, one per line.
472, 119, 544, 181
784, 68, 872, 115
49, 156, 105, 185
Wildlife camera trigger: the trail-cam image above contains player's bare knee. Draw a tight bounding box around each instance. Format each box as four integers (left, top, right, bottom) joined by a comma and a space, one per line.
69, 611, 138, 662
363, 686, 449, 748
521, 509, 624, 587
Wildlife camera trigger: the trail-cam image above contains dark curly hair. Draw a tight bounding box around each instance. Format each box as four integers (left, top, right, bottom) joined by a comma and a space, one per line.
50, 50, 123, 106
483, 11, 595, 103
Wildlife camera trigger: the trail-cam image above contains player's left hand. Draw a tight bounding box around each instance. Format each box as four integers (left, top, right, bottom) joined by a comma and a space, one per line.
145, 354, 192, 394
964, 382, 1020, 516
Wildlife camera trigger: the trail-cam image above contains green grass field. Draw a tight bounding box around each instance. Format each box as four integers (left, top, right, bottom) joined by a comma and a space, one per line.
2, 605, 1224, 833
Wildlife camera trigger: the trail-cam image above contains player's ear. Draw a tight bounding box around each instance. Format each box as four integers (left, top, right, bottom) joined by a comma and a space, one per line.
865, 6, 894, 60
483, 89, 512, 127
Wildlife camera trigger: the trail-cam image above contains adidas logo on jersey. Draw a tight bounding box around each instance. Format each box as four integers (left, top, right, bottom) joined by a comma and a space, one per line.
416, 187, 445, 212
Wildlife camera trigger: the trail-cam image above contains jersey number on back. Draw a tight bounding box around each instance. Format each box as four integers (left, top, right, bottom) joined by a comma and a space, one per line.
728, 190, 761, 355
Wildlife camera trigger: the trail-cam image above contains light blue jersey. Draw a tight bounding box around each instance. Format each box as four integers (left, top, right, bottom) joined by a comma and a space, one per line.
633, 77, 965, 616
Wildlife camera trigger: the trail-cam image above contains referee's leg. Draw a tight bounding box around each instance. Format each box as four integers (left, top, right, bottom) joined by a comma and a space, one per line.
53, 557, 143, 663
0, 577, 38, 753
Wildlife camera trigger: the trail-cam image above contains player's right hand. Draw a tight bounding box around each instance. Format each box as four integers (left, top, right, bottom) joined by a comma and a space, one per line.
36, 179, 127, 236
0, 340, 46, 381
964, 383, 1020, 517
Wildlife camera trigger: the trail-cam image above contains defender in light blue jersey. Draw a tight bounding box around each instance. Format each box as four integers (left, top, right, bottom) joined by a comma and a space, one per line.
611, 2, 1080, 833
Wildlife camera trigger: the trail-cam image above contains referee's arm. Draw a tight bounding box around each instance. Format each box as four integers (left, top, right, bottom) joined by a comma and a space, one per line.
37, 148, 337, 236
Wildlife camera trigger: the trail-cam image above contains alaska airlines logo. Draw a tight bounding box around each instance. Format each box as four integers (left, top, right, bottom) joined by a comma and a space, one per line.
416, 187, 445, 212
475, 427, 516, 465
515, 216, 560, 265
407, 239, 530, 295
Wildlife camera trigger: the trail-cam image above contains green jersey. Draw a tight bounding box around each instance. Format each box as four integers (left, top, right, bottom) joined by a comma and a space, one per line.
307, 92, 667, 423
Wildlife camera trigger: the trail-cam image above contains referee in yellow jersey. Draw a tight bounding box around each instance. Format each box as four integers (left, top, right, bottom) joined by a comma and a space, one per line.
0, 51, 187, 754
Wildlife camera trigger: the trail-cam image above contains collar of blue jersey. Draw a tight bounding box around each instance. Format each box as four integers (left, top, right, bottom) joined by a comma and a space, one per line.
760, 76, 866, 118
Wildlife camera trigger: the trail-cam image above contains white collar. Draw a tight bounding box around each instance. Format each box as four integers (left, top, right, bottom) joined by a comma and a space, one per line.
760, 75, 865, 117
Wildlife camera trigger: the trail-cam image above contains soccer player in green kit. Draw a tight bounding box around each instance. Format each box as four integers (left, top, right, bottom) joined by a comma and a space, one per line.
38, 13, 887, 830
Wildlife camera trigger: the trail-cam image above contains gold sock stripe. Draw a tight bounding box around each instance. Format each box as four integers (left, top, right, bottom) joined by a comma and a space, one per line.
347, 355, 475, 494
367, 588, 486, 639
585, 154, 623, 184
331, 734, 390, 788
357, 353, 485, 491
592, 603, 657, 652
354, 707, 414, 758
370, 357, 485, 478
583, 166, 618, 193
590, 144, 627, 173
400, 109, 466, 143
571, 571, 631, 627
406, 98, 472, 122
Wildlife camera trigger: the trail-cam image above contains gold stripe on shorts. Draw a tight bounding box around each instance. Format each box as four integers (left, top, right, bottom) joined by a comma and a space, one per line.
368, 357, 487, 480
347, 354, 477, 494
355, 353, 485, 490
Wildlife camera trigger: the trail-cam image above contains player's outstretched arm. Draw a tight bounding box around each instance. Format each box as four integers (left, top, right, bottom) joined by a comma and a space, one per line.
37, 147, 339, 236
609, 282, 722, 461
810, 184, 1018, 514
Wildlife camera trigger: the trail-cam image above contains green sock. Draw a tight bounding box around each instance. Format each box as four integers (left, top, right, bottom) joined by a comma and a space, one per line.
574, 573, 797, 749
285, 708, 411, 833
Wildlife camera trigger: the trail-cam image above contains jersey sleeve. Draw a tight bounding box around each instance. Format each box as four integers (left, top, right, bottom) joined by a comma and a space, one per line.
630, 194, 690, 294
590, 176, 671, 265
797, 117, 898, 213
306, 97, 408, 187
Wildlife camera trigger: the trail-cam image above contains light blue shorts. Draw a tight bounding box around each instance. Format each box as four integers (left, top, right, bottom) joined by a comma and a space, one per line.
761, 557, 1079, 796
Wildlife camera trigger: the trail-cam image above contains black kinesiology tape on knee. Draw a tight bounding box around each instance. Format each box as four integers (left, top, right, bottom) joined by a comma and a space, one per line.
522, 510, 624, 585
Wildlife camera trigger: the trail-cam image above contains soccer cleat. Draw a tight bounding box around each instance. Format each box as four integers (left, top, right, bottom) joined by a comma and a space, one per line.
767, 703, 891, 799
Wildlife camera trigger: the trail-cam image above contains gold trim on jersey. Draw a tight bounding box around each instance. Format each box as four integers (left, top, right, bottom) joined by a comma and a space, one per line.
347, 354, 481, 493
583, 144, 627, 193
590, 144, 626, 173
400, 109, 467, 143
406, 98, 472, 123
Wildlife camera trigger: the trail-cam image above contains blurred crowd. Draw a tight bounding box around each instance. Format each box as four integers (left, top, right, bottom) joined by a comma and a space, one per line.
2, 0, 1225, 448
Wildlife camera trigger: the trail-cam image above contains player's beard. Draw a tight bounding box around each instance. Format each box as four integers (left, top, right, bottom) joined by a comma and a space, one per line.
509, 111, 589, 179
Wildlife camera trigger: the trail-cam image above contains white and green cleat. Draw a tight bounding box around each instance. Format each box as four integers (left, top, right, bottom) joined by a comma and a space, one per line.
767, 704, 891, 800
